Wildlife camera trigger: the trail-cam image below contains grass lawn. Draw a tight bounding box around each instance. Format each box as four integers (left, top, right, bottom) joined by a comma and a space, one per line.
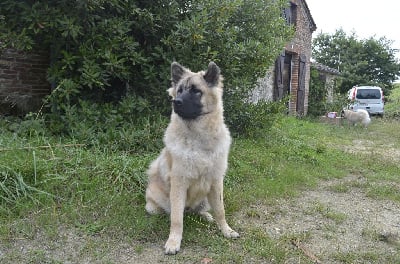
1, 116, 399, 263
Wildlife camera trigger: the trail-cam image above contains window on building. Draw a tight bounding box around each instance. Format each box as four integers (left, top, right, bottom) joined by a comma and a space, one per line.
283, 3, 297, 26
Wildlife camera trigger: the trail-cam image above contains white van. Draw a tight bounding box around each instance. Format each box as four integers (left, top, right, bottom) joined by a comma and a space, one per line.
347, 86, 384, 116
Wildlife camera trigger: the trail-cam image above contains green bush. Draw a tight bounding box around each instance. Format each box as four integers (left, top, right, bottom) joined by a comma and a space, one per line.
324, 93, 348, 114
225, 88, 287, 137
1, 0, 293, 135
45, 95, 167, 153
384, 83, 400, 119
308, 68, 348, 116
0, 115, 46, 138
308, 68, 326, 117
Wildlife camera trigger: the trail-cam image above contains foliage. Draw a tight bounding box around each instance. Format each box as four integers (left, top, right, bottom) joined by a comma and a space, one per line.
384, 83, 400, 119
45, 95, 167, 153
1, 96, 167, 154
0, 0, 293, 131
0, 167, 41, 205
308, 68, 348, 116
225, 89, 288, 137
312, 29, 400, 95
324, 93, 349, 114
308, 67, 326, 116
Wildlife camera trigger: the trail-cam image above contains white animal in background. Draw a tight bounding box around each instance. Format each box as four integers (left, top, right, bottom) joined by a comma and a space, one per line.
342, 109, 371, 128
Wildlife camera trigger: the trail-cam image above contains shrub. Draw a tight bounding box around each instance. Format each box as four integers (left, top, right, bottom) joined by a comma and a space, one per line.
45, 95, 167, 153
308, 68, 326, 117
324, 93, 348, 114
225, 88, 287, 137
308, 68, 348, 116
384, 83, 400, 119
1, 0, 293, 134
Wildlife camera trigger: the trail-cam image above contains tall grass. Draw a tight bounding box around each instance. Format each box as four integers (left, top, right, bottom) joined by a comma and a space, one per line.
1, 114, 399, 263
1, 115, 388, 219
0, 167, 44, 208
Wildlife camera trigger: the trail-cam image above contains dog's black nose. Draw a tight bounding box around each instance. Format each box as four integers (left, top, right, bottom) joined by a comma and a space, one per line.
173, 98, 183, 107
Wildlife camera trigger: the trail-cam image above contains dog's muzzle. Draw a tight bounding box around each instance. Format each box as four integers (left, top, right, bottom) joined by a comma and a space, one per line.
173, 92, 203, 120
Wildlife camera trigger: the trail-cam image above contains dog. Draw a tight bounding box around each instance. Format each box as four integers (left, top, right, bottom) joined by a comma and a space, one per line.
145, 61, 239, 255
342, 109, 371, 128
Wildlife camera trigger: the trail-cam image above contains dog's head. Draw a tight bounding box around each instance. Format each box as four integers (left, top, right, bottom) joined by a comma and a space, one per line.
168, 62, 223, 120
342, 109, 350, 118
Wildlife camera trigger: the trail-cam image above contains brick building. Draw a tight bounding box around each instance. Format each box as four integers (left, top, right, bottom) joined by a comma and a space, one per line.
0, 49, 51, 115
252, 0, 316, 115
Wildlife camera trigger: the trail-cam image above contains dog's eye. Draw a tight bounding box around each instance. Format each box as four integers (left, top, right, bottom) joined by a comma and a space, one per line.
190, 88, 202, 96
177, 87, 183, 94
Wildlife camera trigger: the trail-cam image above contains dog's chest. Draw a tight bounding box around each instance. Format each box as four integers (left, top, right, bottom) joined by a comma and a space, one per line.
170, 135, 228, 168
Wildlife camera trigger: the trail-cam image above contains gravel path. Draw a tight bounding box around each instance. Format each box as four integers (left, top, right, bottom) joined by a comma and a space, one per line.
246, 174, 400, 263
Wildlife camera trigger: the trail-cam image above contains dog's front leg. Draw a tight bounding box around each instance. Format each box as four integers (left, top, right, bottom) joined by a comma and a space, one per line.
208, 179, 239, 239
165, 176, 187, 255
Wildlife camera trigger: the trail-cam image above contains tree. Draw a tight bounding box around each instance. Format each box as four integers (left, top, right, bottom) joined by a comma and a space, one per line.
0, 0, 293, 119
312, 29, 400, 95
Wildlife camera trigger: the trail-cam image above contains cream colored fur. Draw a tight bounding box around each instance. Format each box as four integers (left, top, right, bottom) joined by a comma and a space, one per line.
145, 62, 239, 255
343, 109, 371, 128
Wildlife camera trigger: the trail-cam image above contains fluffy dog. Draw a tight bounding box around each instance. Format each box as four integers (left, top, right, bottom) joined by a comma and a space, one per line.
342, 109, 371, 128
145, 62, 239, 255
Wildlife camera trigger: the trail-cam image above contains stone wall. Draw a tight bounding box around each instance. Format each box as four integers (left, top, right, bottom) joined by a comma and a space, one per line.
0, 49, 51, 115
312, 62, 340, 103
250, 66, 275, 103
254, 0, 315, 115
325, 74, 337, 103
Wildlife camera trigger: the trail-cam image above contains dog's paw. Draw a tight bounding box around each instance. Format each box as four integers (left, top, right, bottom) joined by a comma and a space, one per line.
164, 237, 181, 255
199, 211, 214, 222
145, 202, 162, 215
222, 227, 240, 239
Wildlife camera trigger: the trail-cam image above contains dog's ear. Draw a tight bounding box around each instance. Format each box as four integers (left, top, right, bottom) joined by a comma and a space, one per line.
171, 62, 186, 85
204, 62, 220, 87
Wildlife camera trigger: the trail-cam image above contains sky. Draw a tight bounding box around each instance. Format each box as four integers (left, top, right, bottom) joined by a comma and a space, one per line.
306, 0, 400, 60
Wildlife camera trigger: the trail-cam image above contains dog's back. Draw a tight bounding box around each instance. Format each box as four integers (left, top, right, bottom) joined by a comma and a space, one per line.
343, 109, 371, 127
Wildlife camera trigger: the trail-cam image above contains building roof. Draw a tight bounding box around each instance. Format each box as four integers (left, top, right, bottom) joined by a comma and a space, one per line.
312, 62, 340, 75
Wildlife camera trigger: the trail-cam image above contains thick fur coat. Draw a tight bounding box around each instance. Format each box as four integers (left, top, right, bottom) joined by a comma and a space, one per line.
343, 109, 371, 128
145, 62, 239, 255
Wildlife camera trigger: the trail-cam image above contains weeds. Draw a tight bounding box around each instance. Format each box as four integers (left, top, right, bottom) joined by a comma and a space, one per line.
310, 201, 347, 224
329, 183, 350, 193
0, 166, 52, 212
1, 115, 400, 263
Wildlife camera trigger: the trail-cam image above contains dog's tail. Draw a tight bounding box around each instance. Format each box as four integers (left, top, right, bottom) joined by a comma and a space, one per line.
356, 109, 371, 127
362, 117, 371, 127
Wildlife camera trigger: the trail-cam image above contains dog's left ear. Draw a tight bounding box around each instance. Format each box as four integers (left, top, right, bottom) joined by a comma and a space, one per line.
204, 62, 220, 87
171, 62, 186, 85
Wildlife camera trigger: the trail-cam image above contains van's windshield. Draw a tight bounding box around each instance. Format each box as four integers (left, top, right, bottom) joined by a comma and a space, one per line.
356, 89, 381, 99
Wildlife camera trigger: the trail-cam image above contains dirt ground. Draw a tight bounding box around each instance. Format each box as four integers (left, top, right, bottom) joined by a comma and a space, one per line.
249, 173, 400, 263
1, 139, 399, 263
